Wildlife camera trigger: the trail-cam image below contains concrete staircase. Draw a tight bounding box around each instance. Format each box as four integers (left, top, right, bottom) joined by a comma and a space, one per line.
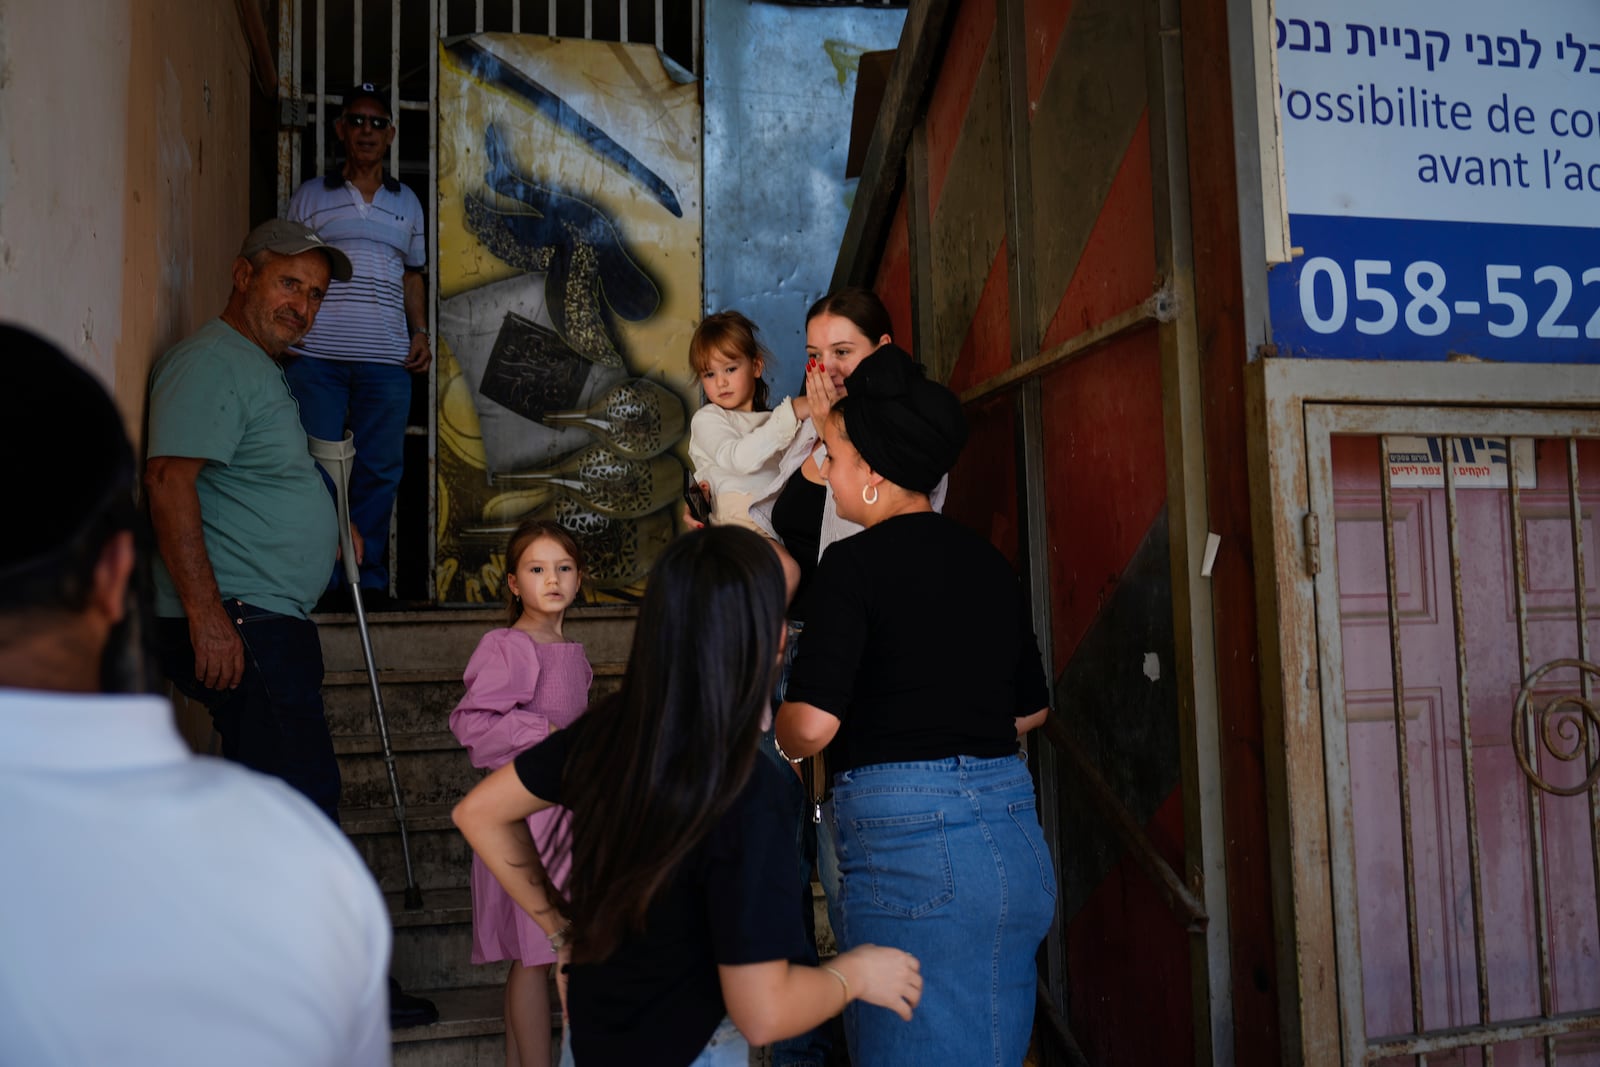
316, 604, 637, 1065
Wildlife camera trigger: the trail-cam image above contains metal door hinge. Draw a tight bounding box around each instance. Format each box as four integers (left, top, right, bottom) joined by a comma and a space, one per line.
1303, 512, 1321, 577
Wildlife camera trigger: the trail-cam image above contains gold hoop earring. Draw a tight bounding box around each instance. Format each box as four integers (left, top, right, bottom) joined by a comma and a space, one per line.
862, 484, 879, 506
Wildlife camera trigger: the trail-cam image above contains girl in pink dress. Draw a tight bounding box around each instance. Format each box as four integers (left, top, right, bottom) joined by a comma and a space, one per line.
450, 519, 592, 1067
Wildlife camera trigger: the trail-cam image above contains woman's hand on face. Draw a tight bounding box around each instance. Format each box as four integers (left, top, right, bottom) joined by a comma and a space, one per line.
834, 945, 923, 1021
805, 359, 842, 425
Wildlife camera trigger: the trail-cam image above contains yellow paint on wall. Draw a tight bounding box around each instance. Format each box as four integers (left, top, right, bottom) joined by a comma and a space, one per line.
435, 34, 704, 601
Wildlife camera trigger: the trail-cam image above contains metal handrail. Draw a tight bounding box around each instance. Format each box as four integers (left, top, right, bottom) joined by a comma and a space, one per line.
957, 289, 1176, 407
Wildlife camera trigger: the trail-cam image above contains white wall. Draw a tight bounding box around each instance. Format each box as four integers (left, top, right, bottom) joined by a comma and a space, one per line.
0, 1, 132, 381
0, 0, 251, 441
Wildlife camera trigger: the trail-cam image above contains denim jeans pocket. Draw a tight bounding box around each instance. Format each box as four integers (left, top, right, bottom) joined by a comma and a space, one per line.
1007, 797, 1057, 898
229, 602, 324, 711
852, 811, 956, 918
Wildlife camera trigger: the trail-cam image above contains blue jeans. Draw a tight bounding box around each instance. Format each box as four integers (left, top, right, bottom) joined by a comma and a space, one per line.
831, 755, 1056, 1066
817, 797, 843, 940
154, 601, 341, 822
559, 1017, 748, 1066
285, 354, 411, 591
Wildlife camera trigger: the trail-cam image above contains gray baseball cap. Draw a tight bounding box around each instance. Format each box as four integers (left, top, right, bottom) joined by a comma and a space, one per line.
238, 219, 353, 282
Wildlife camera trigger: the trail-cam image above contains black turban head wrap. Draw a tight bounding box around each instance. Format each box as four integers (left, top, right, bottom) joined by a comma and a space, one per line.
836, 344, 967, 494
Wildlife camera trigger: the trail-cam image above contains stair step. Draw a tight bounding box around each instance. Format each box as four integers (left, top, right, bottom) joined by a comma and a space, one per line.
391, 1031, 509, 1067
317, 604, 638, 675
339, 740, 480, 810
391, 984, 508, 1045
389, 984, 568, 1066
334, 730, 460, 756
387, 886, 507, 990
389, 885, 472, 927
324, 666, 626, 740
343, 803, 471, 893
344, 802, 458, 836
324, 671, 464, 738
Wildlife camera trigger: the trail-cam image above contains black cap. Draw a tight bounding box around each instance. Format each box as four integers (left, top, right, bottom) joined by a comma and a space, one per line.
1, 324, 136, 578
343, 81, 391, 115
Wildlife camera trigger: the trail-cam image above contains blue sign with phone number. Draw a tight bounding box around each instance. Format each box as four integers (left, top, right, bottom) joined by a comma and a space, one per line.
1267, 214, 1600, 362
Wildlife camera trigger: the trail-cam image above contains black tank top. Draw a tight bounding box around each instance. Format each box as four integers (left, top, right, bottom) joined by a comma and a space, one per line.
769, 466, 826, 621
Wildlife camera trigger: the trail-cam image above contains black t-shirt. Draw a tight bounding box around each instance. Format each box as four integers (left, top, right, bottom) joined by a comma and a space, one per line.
783, 512, 1050, 774
513, 721, 810, 1065
769, 465, 826, 621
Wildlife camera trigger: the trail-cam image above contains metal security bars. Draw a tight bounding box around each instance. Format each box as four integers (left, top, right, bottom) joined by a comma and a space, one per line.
273, 0, 700, 600
1303, 405, 1600, 1066
276, 0, 700, 209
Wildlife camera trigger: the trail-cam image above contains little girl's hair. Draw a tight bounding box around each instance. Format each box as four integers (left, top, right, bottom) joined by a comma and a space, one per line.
688, 310, 771, 412
503, 518, 585, 626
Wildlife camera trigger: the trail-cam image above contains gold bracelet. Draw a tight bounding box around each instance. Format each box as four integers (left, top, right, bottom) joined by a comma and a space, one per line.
822, 964, 851, 1008
773, 736, 805, 765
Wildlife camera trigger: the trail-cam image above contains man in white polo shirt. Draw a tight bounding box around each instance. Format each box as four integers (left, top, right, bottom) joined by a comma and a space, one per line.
0, 325, 391, 1065
286, 81, 429, 611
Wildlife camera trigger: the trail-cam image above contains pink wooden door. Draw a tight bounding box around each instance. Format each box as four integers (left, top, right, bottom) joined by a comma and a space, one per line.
1315, 421, 1600, 1064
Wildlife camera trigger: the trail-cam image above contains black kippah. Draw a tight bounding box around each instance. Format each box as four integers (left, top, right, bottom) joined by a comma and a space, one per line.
1, 324, 136, 575
839, 345, 967, 494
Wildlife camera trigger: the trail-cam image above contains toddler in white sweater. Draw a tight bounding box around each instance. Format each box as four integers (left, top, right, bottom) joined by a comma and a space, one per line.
687, 310, 807, 597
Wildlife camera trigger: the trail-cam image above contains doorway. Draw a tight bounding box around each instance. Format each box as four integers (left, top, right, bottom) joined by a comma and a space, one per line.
1252, 361, 1600, 1064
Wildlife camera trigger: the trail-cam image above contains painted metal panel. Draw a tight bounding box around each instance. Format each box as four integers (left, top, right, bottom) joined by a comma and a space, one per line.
1040, 337, 1168, 676
946, 242, 1012, 394
923, 0, 996, 214
701, 0, 904, 391
434, 35, 701, 602
1023, 0, 1074, 109
927, 31, 1005, 381
1026, 0, 1148, 348
873, 189, 913, 349
1039, 113, 1155, 350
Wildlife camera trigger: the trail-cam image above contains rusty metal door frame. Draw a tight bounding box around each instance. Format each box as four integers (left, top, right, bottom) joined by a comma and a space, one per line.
1247, 357, 1600, 1065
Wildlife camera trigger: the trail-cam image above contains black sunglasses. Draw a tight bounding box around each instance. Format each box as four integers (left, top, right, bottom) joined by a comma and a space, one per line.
342, 113, 392, 131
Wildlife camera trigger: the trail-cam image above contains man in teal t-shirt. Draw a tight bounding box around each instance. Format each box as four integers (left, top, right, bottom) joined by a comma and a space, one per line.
146, 220, 354, 821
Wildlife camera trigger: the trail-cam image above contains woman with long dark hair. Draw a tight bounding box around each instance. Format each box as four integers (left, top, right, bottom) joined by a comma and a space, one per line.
452, 526, 922, 1066
776, 346, 1054, 1065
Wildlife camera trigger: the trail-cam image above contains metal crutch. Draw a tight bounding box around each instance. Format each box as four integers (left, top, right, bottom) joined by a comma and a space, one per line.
309, 432, 423, 909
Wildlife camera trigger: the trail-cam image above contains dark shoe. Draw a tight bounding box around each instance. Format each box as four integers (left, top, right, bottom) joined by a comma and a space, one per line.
388, 976, 438, 1028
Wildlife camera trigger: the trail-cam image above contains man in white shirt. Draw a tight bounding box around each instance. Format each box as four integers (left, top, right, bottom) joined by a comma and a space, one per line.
0, 324, 392, 1065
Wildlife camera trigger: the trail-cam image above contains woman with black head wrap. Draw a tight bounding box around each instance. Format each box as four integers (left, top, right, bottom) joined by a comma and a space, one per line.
775, 346, 1054, 1066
